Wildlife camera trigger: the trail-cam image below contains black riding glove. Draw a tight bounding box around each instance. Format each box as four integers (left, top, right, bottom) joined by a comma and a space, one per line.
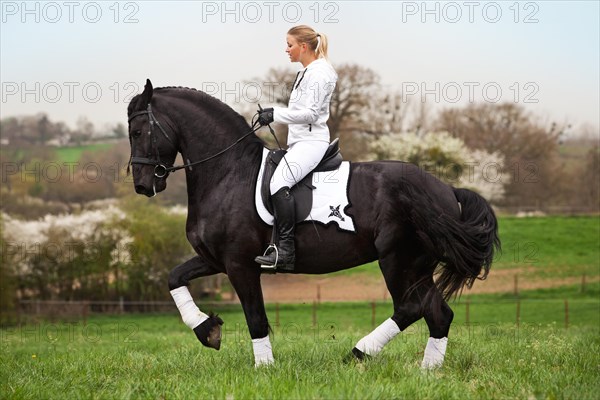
258, 108, 274, 126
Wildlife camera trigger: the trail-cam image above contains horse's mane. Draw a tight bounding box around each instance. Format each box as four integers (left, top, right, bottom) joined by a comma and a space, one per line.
128, 85, 252, 132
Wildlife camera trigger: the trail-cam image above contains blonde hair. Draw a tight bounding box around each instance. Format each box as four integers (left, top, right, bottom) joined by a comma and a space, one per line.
288, 25, 329, 59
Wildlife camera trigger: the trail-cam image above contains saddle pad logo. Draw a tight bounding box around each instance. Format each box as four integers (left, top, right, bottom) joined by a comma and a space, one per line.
328, 205, 345, 221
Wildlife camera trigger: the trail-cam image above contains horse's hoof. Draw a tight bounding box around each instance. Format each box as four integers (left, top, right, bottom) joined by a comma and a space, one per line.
352, 347, 369, 360
344, 347, 371, 363
193, 313, 224, 350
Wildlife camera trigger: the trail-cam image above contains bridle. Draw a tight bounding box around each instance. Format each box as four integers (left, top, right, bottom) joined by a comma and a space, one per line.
128, 103, 262, 178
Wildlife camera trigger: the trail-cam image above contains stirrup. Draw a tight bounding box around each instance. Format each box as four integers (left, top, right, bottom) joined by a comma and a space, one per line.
259, 244, 279, 271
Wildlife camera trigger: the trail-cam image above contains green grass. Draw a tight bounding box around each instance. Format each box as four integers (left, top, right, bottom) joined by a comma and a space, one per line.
54, 143, 114, 163
2, 285, 599, 399
493, 215, 600, 278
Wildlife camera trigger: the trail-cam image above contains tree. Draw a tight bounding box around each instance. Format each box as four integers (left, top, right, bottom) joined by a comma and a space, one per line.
37, 115, 50, 144
365, 131, 505, 202
113, 123, 127, 139
434, 103, 566, 208
120, 197, 193, 300
355, 89, 418, 136
0, 215, 17, 323
1, 114, 69, 145
72, 116, 95, 144
577, 146, 600, 211
328, 63, 380, 139
0, 117, 20, 142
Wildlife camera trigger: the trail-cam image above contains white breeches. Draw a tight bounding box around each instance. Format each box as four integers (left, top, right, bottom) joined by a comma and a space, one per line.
270, 140, 329, 194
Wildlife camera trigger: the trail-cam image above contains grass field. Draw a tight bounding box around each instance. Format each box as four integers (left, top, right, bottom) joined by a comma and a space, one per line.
492, 216, 600, 273
53, 143, 115, 163
1, 284, 599, 399
0, 211, 597, 398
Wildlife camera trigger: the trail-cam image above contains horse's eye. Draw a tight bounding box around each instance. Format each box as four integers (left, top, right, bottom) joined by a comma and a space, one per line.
132, 130, 141, 138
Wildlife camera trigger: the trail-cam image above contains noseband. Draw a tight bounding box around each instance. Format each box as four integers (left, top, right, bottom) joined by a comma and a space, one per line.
128, 103, 261, 178
128, 104, 176, 178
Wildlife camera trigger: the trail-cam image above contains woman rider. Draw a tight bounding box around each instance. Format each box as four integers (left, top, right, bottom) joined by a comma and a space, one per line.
255, 25, 338, 272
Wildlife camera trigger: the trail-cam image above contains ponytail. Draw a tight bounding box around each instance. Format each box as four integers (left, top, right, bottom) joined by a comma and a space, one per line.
315, 33, 329, 59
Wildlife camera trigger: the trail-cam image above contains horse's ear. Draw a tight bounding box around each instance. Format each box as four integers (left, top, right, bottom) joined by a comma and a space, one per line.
140, 79, 153, 105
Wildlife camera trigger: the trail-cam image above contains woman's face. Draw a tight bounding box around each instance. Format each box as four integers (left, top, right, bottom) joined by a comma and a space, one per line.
285, 34, 304, 63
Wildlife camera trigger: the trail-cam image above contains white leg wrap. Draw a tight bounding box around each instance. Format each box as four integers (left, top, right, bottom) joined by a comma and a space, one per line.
421, 337, 448, 369
252, 336, 274, 367
355, 318, 401, 356
170, 286, 208, 330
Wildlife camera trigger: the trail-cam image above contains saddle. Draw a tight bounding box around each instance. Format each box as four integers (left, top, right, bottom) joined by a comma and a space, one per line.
261, 138, 343, 223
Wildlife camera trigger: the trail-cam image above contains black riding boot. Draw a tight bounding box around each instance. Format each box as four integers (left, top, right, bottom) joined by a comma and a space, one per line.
255, 187, 296, 271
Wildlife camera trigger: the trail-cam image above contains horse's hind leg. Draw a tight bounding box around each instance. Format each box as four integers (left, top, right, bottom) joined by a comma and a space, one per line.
168, 256, 224, 350
352, 242, 456, 370
421, 289, 454, 369
352, 247, 431, 359
383, 255, 455, 369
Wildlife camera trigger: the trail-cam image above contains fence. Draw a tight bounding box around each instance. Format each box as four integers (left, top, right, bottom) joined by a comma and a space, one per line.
5, 273, 596, 329
9, 296, 598, 332
13, 299, 238, 325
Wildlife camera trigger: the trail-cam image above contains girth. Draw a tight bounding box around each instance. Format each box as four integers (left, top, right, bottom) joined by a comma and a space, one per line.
260, 139, 343, 221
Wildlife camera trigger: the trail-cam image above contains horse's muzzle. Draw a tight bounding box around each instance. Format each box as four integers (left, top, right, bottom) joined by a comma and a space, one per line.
135, 184, 155, 197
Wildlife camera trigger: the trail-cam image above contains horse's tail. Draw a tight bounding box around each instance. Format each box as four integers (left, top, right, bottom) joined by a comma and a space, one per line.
437, 187, 500, 299
407, 186, 500, 305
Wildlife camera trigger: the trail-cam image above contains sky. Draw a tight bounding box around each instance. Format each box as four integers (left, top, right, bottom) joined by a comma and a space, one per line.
1, 0, 599, 136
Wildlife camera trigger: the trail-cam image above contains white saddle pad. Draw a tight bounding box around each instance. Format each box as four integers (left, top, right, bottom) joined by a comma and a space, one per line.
254, 148, 356, 232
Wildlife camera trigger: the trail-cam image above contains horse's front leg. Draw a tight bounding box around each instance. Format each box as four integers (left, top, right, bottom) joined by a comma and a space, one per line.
168, 256, 224, 350
226, 262, 273, 367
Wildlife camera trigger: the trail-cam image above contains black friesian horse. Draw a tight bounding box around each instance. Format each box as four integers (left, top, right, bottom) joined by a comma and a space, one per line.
127, 80, 500, 368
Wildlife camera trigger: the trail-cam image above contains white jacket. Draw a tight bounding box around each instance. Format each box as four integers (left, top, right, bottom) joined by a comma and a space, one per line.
273, 58, 338, 145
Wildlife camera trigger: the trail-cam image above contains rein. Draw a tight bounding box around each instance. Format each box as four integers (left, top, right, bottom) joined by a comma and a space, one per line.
128, 103, 261, 178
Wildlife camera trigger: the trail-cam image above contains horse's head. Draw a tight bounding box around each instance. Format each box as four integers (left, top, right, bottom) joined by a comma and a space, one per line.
127, 79, 178, 197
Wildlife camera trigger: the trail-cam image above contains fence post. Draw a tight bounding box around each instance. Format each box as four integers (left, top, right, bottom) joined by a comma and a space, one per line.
371, 301, 376, 329
317, 284, 321, 304
312, 301, 317, 328
275, 303, 280, 326
16, 300, 22, 327
82, 301, 89, 326
465, 298, 470, 326
514, 274, 519, 297
564, 299, 569, 330
119, 297, 124, 314
581, 274, 586, 293
516, 300, 521, 327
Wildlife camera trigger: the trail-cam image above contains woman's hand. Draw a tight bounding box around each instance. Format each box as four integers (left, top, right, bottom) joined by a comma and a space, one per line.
258, 108, 274, 126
